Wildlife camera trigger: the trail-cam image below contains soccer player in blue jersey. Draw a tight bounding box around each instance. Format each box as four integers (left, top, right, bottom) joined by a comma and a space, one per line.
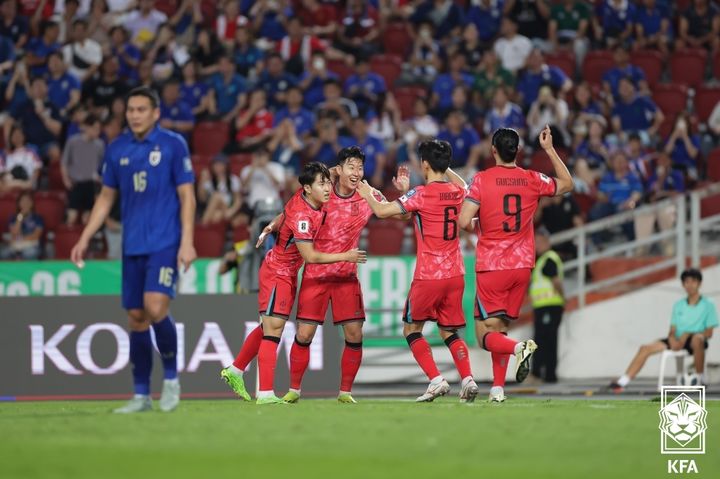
71, 87, 197, 413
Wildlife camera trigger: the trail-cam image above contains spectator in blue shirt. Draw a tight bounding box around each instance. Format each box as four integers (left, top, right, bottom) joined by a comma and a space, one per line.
432, 53, 473, 111
0, 32, 14, 83
573, 118, 611, 189
647, 152, 685, 199
410, 0, 465, 40
516, 48, 573, 108
8, 77, 63, 164
307, 115, 355, 167
109, 26, 141, 83
160, 79, 195, 140
589, 150, 644, 243
25, 20, 61, 78
438, 109, 482, 175
257, 52, 297, 111
273, 85, 314, 139
0, 0, 29, 50
593, 0, 636, 47
232, 22, 263, 77
634, 0, 672, 55
250, 0, 291, 41
180, 61, 214, 118
484, 86, 526, 137
344, 55, 387, 115
1, 192, 43, 260
209, 55, 248, 121
663, 113, 701, 180
351, 116, 386, 187
299, 51, 339, 109
466, 0, 504, 45
611, 77, 664, 144
46, 51, 81, 115
677, 0, 720, 53
602, 45, 649, 104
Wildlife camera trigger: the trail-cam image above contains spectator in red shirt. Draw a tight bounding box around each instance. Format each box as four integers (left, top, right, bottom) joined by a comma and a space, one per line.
234, 89, 274, 152
295, 0, 338, 39
215, 1, 244, 47
277, 15, 348, 76
336, 0, 380, 57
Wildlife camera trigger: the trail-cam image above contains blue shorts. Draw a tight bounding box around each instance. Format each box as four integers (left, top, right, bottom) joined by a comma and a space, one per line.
121, 246, 178, 310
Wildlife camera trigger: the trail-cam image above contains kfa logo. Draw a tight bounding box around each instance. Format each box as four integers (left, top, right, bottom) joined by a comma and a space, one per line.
659, 386, 706, 474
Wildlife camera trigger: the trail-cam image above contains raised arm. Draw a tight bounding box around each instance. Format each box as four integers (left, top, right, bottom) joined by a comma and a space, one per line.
357, 180, 404, 218
458, 199, 479, 232
445, 167, 467, 190
538, 125, 574, 196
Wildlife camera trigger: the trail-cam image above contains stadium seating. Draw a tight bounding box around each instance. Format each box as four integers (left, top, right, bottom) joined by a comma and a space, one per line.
0, 193, 17, 233
652, 84, 688, 118
370, 55, 403, 89
367, 221, 405, 255
232, 224, 250, 242
53, 224, 83, 259
191, 122, 229, 157
393, 86, 425, 120
528, 151, 554, 176
382, 22, 412, 58
693, 86, 720, 123
34, 191, 66, 233
191, 154, 212, 177
326, 58, 354, 83
546, 51, 576, 79
194, 223, 227, 257
629, 50, 663, 88
46, 162, 65, 191
706, 148, 720, 182
581, 50, 614, 86
669, 49, 707, 88
229, 154, 252, 176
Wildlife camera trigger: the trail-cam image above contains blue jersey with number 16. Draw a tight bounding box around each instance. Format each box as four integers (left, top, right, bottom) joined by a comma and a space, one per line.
102, 126, 195, 255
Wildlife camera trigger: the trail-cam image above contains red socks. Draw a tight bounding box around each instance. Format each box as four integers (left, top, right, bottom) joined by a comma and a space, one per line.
232, 325, 263, 370
406, 332, 440, 380
483, 331, 518, 355
289, 337, 311, 390
257, 336, 280, 391
340, 341, 363, 392
491, 352, 510, 387
445, 334, 472, 379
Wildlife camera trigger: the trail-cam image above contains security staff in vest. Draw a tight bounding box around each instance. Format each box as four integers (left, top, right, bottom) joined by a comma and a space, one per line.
529, 227, 564, 383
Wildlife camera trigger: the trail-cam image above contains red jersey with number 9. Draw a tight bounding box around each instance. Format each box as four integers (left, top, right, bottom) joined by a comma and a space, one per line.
466, 166, 557, 272
396, 181, 465, 280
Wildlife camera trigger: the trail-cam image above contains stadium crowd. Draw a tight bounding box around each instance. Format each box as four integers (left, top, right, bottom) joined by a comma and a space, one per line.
0, 0, 720, 261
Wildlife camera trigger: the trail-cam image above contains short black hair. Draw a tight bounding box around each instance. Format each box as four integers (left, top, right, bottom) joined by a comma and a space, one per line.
126, 86, 160, 109
492, 128, 520, 163
40, 20, 58, 36
418, 139, 452, 173
299, 162, 331, 186
680, 268, 703, 283
83, 114, 100, 126
72, 18, 89, 28
337, 146, 365, 166
48, 50, 63, 62
323, 78, 341, 88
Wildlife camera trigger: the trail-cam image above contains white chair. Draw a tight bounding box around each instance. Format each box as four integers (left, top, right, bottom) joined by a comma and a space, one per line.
657, 349, 692, 391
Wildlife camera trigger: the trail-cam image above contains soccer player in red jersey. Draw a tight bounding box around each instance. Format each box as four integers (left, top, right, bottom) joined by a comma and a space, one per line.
220, 162, 367, 404
357, 140, 480, 403
281, 146, 411, 404
458, 126, 574, 402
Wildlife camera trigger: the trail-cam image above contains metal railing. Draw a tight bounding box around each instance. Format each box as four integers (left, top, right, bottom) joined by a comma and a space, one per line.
550, 182, 720, 308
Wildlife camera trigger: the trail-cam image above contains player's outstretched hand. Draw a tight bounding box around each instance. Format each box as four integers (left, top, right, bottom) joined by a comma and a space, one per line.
70, 238, 88, 269
178, 242, 197, 272
356, 180, 372, 199
539, 125, 554, 151
392, 165, 410, 193
345, 248, 367, 264
255, 223, 274, 249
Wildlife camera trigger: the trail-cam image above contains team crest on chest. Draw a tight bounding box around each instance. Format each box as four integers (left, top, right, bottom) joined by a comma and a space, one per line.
149, 147, 162, 167
351, 202, 360, 216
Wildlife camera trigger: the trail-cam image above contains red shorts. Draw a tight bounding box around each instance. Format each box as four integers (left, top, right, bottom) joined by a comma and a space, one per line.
402, 276, 466, 330
296, 276, 365, 324
474, 268, 531, 321
258, 261, 297, 319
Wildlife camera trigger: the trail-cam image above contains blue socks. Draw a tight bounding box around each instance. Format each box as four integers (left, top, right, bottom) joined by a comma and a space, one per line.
129, 330, 152, 395
152, 316, 178, 380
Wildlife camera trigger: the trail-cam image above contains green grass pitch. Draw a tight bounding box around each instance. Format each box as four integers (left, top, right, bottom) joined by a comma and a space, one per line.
1, 398, 718, 479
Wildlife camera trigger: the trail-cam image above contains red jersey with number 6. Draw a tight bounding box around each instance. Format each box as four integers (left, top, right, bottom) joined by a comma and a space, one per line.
466, 166, 557, 272
396, 181, 465, 280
